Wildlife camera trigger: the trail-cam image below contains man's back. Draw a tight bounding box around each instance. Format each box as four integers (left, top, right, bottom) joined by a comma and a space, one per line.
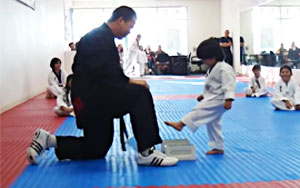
72, 23, 129, 94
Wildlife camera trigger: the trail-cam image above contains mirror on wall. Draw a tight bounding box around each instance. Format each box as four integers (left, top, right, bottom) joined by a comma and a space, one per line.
240, 0, 300, 69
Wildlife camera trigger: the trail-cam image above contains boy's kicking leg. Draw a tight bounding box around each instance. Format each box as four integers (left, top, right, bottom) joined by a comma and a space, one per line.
164, 121, 185, 131
164, 102, 226, 155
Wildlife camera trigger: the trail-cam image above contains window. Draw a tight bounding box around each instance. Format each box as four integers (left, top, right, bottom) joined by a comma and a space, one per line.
252, 6, 300, 53
72, 7, 188, 55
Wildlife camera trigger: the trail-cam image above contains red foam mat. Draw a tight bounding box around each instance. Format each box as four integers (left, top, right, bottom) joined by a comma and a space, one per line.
0, 94, 66, 188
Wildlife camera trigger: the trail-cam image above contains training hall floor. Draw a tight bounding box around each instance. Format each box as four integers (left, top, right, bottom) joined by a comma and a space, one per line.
1, 75, 299, 188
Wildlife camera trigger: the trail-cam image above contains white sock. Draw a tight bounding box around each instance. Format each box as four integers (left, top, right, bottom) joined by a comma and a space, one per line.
141, 146, 155, 157
47, 134, 57, 148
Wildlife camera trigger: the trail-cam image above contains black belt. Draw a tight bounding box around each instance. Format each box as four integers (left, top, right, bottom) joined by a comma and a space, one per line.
119, 116, 128, 151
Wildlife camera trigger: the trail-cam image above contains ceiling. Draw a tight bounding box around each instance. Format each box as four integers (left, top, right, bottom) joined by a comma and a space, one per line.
265, 0, 300, 6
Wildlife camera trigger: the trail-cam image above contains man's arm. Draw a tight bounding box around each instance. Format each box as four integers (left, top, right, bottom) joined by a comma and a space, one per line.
220, 41, 232, 47
129, 79, 149, 89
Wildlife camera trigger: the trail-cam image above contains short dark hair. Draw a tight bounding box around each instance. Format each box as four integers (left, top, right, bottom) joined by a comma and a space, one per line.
280, 64, 292, 75
197, 38, 224, 61
50, 57, 61, 71
68, 42, 74, 47
252, 64, 261, 71
108, 6, 136, 23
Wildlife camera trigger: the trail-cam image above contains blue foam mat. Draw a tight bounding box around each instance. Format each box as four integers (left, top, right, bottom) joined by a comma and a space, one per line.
11, 81, 300, 188
148, 79, 248, 95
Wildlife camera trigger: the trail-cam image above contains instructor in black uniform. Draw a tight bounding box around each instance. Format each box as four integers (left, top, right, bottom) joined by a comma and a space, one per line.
56, 6, 178, 166
27, 7, 178, 166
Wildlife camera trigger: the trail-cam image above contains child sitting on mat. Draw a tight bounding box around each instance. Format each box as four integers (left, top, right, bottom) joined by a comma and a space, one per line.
271, 65, 300, 111
54, 74, 74, 116
46, 58, 67, 98
244, 65, 268, 97
164, 38, 236, 155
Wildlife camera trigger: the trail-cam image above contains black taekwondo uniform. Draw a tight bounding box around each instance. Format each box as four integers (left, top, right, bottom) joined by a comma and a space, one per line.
55, 23, 162, 160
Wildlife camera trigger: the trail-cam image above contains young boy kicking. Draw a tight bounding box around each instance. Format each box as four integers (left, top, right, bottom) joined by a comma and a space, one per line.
165, 38, 236, 155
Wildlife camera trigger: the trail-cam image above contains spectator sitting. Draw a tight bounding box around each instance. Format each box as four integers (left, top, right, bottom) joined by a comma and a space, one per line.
145, 45, 155, 74
155, 45, 165, 57
276, 43, 288, 65
117, 44, 124, 67
155, 52, 170, 75
288, 42, 300, 68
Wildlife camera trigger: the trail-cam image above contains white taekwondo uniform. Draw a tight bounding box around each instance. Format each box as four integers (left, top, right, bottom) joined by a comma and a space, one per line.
271, 79, 300, 110
244, 76, 268, 97
181, 62, 236, 150
54, 89, 74, 116
137, 50, 148, 76
47, 70, 67, 97
125, 40, 139, 75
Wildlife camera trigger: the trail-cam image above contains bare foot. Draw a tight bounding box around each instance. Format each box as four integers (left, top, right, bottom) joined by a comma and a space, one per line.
206, 149, 224, 155
164, 121, 184, 131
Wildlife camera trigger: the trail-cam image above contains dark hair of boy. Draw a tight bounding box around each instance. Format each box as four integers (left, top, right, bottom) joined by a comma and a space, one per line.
197, 38, 225, 62
50, 57, 61, 72
252, 64, 261, 71
280, 64, 292, 74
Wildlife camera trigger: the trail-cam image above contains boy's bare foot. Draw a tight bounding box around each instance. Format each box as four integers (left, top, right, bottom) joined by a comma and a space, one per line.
206, 149, 224, 155
164, 121, 184, 131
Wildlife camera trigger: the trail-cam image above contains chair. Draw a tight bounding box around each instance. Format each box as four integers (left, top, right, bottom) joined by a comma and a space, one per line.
170, 54, 190, 75
154, 53, 171, 74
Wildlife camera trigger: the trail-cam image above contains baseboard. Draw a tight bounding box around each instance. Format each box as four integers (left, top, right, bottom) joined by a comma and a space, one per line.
0, 89, 46, 114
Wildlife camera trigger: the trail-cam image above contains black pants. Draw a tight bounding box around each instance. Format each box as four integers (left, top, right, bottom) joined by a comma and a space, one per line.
224, 52, 233, 66
55, 84, 162, 160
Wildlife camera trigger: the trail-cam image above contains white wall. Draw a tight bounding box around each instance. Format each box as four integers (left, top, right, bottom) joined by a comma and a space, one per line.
0, 0, 65, 113
72, 0, 221, 56
240, 9, 253, 55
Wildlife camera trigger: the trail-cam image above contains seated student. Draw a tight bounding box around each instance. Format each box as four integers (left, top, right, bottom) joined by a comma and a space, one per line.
244, 65, 268, 97
46, 58, 67, 98
54, 74, 74, 116
271, 65, 300, 111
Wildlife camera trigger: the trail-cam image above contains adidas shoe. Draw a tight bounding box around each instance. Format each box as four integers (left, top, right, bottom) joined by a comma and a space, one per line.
137, 148, 178, 166
26, 129, 50, 164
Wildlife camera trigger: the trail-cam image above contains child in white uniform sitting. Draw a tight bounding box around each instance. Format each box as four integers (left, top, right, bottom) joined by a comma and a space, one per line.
244, 65, 268, 97
271, 65, 300, 111
54, 74, 74, 116
46, 57, 67, 98
165, 38, 236, 155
